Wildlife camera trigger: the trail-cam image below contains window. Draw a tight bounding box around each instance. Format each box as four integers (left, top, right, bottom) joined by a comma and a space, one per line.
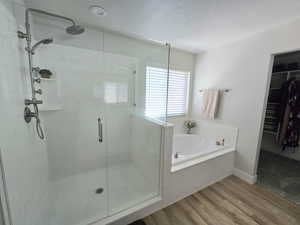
104, 82, 128, 104
145, 66, 190, 118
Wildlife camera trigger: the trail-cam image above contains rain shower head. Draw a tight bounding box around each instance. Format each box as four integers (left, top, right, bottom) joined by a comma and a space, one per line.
66, 24, 85, 35
31, 38, 53, 54
25, 8, 85, 36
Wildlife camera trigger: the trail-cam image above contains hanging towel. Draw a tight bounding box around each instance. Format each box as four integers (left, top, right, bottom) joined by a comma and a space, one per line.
200, 89, 219, 120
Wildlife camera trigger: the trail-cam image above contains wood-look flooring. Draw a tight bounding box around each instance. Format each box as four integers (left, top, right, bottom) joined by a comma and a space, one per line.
143, 176, 300, 225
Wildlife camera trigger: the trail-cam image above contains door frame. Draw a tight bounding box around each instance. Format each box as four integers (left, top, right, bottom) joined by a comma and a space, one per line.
254, 48, 300, 177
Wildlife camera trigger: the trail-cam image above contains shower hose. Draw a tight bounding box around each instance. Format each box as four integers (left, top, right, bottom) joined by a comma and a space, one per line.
33, 104, 44, 139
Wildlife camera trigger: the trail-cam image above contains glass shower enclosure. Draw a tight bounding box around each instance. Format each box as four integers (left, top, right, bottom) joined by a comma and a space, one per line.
12, 27, 171, 225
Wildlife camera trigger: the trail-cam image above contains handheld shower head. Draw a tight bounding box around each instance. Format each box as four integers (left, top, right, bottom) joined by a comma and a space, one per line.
66, 24, 85, 35
41, 38, 53, 44
31, 38, 53, 54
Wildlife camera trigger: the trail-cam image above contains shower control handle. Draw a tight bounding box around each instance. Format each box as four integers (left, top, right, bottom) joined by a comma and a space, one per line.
98, 118, 103, 143
35, 89, 42, 95
24, 99, 43, 105
34, 78, 41, 83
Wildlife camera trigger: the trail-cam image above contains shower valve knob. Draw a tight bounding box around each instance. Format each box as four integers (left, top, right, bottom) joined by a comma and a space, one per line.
35, 89, 42, 95
25, 47, 30, 53
24, 99, 43, 105
34, 78, 41, 83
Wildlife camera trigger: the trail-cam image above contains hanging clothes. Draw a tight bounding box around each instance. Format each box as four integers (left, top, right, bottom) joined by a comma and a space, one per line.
277, 78, 300, 151
277, 78, 294, 143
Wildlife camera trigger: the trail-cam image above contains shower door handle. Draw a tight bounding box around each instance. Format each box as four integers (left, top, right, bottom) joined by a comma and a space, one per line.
98, 118, 103, 142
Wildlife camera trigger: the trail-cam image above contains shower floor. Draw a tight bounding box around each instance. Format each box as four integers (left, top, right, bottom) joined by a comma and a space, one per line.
109, 161, 158, 214
50, 160, 158, 225
257, 150, 300, 205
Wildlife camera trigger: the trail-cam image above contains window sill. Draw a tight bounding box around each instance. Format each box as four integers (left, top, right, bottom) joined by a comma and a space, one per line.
167, 114, 186, 118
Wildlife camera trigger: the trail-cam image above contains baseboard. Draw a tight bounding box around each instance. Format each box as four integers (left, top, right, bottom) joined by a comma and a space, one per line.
233, 168, 257, 184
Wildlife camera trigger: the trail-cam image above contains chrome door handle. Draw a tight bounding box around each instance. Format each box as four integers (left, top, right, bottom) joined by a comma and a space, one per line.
98, 118, 103, 142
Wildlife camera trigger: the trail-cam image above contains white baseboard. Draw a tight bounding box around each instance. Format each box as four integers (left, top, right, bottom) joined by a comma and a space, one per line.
233, 168, 257, 184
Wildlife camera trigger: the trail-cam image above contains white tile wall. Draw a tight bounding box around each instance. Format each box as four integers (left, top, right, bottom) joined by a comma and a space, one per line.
0, 1, 50, 225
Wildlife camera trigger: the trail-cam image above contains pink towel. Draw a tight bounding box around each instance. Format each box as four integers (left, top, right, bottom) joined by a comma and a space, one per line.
200, 89, 219, 120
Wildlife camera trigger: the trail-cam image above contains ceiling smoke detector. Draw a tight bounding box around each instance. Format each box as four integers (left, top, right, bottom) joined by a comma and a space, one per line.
89, 5, 107, 17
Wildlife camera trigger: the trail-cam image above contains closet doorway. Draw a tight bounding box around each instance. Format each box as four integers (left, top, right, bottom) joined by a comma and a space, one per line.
258, 50, 300, 205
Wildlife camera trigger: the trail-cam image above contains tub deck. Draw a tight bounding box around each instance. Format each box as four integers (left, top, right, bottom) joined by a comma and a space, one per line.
171, 147, 235, 172
171, 134, 236, 172
143, 176, 300, 225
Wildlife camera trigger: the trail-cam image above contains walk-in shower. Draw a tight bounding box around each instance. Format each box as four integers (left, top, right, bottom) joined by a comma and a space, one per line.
0, 4, 170, 225
17, 8, 85, 139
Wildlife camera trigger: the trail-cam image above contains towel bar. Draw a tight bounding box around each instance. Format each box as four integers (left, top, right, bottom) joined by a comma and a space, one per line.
199, 89, 230, 93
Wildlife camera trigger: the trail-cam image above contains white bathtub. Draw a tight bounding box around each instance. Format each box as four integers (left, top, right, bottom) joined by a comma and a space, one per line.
172, 134, 235, 172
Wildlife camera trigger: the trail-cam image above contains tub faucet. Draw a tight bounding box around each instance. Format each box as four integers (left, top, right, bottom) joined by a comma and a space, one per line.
221, 138, 225, 146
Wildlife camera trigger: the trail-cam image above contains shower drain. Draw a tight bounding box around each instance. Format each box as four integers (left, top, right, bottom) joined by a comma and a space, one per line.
95, 188, 104, 194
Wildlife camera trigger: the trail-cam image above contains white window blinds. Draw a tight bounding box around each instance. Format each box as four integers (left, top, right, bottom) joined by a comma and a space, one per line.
145, 66, 190, 118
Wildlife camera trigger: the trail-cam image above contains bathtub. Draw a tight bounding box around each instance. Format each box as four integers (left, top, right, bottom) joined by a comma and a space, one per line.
171, 134, 235, 172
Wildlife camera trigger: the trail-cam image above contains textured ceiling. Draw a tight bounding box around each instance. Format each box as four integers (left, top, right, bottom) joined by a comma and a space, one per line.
25, 0, 300, 52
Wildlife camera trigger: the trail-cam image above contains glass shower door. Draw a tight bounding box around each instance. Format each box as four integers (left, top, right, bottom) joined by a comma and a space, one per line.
39, 45, 109, 225
103, 33, 169, 214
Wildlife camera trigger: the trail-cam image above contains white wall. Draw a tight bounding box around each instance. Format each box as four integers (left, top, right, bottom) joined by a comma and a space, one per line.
192, 17, 300, 178
0, 1, 50, 225
130, 115, 162, 199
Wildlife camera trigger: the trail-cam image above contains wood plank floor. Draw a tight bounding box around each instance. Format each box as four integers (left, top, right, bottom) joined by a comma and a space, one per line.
143, 176, 300, 225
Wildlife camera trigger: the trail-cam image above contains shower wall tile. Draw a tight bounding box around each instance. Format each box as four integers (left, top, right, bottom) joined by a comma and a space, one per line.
0, 0, 17, 34
130, 116, 161, 193
0, 1, 51, 225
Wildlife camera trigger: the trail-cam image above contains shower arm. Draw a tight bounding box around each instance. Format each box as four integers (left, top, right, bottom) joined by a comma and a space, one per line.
25, 8, 76, 34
